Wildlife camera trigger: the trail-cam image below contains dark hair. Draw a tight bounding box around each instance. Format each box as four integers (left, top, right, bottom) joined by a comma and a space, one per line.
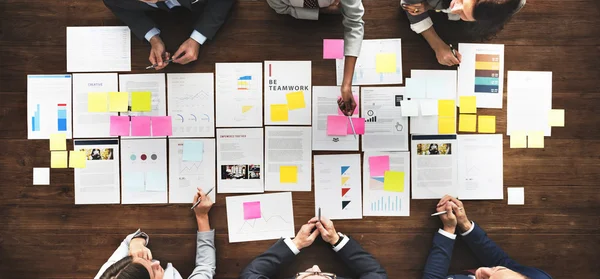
469, 0, 523, 40
99, 256, 151, 279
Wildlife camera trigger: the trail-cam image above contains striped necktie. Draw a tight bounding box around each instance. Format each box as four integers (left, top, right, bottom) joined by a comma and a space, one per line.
304, 0, 319, 8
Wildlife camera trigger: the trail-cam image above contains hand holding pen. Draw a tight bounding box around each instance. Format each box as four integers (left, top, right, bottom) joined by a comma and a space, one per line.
191, 187, 214, 211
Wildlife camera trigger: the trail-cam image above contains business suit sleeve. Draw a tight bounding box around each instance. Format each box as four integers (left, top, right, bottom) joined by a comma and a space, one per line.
102, 0, 156, 40
422, 231, 456, 279
400, 0, 433, 33
239, 239, 297, 279
188, 230, 216, 279
340, 0, 365, 57
336, 237, 387, 279
94, 230, 149, 279
266, 0, 320, 20
193, 0, 236, 40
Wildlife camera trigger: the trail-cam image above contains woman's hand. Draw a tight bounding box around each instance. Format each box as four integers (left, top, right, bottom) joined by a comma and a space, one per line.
434, 45, 462, 66
338, 86, 356, 116
129, 238, 152, 260
401, 3, 429, 16
193, 188, 213, 218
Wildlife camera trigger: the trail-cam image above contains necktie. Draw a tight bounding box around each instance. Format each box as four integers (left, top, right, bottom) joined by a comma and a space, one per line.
304, 0, 319, 8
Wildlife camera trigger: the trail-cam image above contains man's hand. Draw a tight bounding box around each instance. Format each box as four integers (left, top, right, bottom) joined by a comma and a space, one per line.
434, 45, 461, 66
310, 217, 339, 245
129, 238, 152, 260
173, 38, 200, 65
292, 223, 320, 250
437, 200, 457, 234
149, 35, 170, 70
338, 85, 356, 116
438, 195, 471, 232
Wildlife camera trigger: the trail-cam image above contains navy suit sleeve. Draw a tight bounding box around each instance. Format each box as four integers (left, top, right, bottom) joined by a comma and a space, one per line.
102, 0, 156, 40
422, 232, 456, 279
194, 0, 235, 40
336, 237, 387, 279
239, 239, 296, 279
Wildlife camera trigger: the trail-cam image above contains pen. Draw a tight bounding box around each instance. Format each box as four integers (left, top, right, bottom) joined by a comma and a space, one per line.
318, 207, 321, 222
348, 116, 357, 139
431, 211, 447, 217
449, 44, 457, 59
190, 187, 215, 210
146, 58, 173, 70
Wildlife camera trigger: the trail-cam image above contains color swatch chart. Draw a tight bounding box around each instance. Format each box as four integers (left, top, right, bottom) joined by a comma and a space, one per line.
474, 53, 500, 93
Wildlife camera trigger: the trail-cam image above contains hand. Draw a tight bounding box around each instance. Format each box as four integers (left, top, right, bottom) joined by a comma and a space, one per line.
309, 217, 339, 245
437, 195, 471, 232
338, 86, 356, 116
149, 35, 170, 70
193, 188, 213, 219
436, 201, 457, 234
401, 3, 428, 16
173, 38, 200, 65
434, 45, 462, 66
320, 0, 341, 14
129, 238, 152, 260
292, 223, 320, 250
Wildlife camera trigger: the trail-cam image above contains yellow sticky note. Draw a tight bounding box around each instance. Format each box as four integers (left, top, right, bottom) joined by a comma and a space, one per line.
241, 105, 253, 113
375, 53, 397, 73
510, 131, 527, 148
109, 92, 129, 112
51, 151, 68, 168
527, 131, 545, 148
438, 100, 456, 117
548, 109, 564, 127
69, 150, 87, 169
383, 171, 405, 192
478, 116, 496, 133
286, 91, 306, 110
438, 117, 456, 134
280, 166, 298, 183
131, 92, 152, 112
458, 114, 477, 132
459, 96, 477, 114
88, 92, 108, 112
49, 133, 67, 151
270, 104, 289, 122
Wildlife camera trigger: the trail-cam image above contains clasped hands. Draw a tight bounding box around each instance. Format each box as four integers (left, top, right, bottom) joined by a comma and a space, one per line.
149, 35, 200, 70
292, 217, 340, 250
435, 195, 472, 234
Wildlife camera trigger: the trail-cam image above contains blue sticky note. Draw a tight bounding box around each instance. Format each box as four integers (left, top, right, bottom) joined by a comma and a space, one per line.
123, 172, 145, 192
145, 172, 167, 192
183, 141, 204, 162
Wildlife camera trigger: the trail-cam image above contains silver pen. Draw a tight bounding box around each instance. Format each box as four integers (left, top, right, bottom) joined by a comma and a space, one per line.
431, 211, 447, 217
190, 187, 215, 210
348, 116, 357, 139
145, 58, 173, 70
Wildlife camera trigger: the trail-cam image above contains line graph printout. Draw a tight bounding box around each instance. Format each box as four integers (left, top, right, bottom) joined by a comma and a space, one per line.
168, 138, 216, 203
336, 39, 403, 85
216, 63, 263, 127
226, 192, 295, 243
167, 73, 215, 137
457, 135, 503, 200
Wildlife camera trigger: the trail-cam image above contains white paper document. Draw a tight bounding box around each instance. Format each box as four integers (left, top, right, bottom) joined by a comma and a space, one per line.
66, 26, 131, 72
215, 63, 263, 127
457, 43, 504, 108
265, 126, 312, 191
73, 73, 119, 138
361, 87, 409, 151
264, 61, 312, 125
119, 73, 167, 117
217, 128, 264, 193
33, 168, 50, 185
363, 151, 410, 216
312, 86, 359, 151
168, 138, 216, 203
226, 192, 295, 243
314, 154, 362, 220
73, 139, 121, 204
457, 135, 503, 200
167, 73, 215, 137
120, 139, 168, 204
409, 70, 457, 135
411, 135, 458, 199
336, 39, 403, 85
507, 71, 553, 136
27, 75, 73, 139
507, 187, 525, 205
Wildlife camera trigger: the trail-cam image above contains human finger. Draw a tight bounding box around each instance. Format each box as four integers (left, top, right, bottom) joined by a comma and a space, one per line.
449, 55, 460, 66
437, 195, 452, 206
456, 51, 462, 63
173, 46, 186, 64
147, 249, 153, 260
450, 197, 464, 208
149, 51, 157, 66
445, 203, 455, 218
308, 227, 320, 240
316, 221, 329, 236
308, 216, 318, 224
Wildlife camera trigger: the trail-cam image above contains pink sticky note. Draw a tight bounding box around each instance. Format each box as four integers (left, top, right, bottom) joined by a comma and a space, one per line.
109, 116, 130, 136
347, 117, 366, 135
369, 156, 390, 177
337, 95, 359, 116
130, 116, 151, 136
323, 39, 344, 59
327, 115, 348, 136
151, 116, 173, 136
243, 201, 261, 220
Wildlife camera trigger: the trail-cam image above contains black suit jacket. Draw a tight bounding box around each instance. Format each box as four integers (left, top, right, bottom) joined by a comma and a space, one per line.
422, 223, 552, 279
240, 237, 387, 279
102, 0, 235, 41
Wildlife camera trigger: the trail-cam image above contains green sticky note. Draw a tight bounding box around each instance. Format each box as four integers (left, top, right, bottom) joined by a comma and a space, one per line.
109, 92, 129, 112
49, 133, 67, 151
383, 171, 405, 192
131, 91, 152, 112
270, 104, 289, 122
51, 151, 68, 169
286, 91, 306, 110
280, 166, 298, 183
69, 150, 87, 168
376, 53, 397, 73
88, 92, 108, 112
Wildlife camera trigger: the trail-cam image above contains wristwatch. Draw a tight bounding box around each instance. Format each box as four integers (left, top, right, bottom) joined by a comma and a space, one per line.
332, 232, 346, 248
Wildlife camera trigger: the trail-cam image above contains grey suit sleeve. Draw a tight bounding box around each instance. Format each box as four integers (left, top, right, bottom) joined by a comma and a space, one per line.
102, 0, 156, 40
193, 0, 236, 40
188, 230, 216, 279
266, 0, 320, 20
400, 0, 434, 33
340, 0, 365, 57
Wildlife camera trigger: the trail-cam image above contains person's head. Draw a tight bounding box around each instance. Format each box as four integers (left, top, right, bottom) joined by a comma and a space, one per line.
295, 265, 336, 279
476, 266, 530, 279
99, 256, 164, 279
445, 0, 525, 40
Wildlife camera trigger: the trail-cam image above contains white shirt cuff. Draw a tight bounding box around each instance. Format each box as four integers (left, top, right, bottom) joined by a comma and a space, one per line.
437, 229, 457, 240
410, 17, 434, 34
283, 237, 301, 255
145, 28, 161, 42
332, 234, 350, 252
190, 30, 207, 45
460, 221, 476, 236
